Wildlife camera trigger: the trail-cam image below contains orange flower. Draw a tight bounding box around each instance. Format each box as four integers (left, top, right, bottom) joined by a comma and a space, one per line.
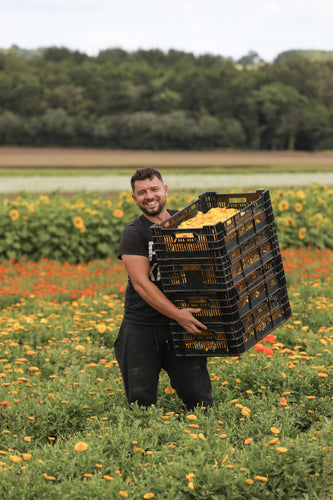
279, 397, 287, 406
276, 447, 288, 453
255, 475, 268, 482
74, 441, 88, 451
96, 323, 106, 334
43, 473, 56, 481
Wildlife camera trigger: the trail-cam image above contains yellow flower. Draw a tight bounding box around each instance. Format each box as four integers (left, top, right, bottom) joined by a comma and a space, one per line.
10, 209, 19, 221
270, 427, 280, 435
39, 195, 50, 203
255, 475, 268, 482
43, 473, 56, 481
119, 492, 128, 498
113, 209, 124, 219
186, 414, 197, 421
286, 216, 297, 227
294, 202, 303, 212
22, 453, 32, 461
278, 200, 289, 211
103, 475, 114, 481
74, 441, 88, 451
73, 216, 85, 229
276, 447, 288, 453
296, 190, 306, 199
143, 494, 155, 499
188, 481, 194, 490
97, 323, 106, 334
186, 472, 195, 481
298, 227, 306, 240
9, 455, 21, 463
246, 478, 254, 485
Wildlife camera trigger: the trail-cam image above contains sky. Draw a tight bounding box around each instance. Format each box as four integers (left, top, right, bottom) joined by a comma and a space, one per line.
0, 0, 332, 62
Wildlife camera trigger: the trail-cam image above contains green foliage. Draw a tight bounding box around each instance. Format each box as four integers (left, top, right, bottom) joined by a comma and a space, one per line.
0, 250, 332, 498
0, 46, 333, 150
0, 185, 332, 262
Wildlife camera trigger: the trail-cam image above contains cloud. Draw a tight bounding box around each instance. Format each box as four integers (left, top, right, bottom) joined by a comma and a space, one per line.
0, 0, 332, 61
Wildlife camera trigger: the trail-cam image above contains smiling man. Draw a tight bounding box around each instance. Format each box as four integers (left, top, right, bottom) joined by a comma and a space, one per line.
114, 167, 213, 410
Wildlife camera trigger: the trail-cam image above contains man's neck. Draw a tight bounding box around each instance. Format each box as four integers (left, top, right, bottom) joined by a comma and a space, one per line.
143, 208, 170, 225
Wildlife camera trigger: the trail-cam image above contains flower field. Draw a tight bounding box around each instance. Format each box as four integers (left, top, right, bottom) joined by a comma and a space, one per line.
0, 245, 332, 498
0, 184, 332, 262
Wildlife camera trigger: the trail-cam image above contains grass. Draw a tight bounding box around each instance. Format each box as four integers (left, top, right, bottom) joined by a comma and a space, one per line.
0, 248, 332, 499
1, 165, 333, 176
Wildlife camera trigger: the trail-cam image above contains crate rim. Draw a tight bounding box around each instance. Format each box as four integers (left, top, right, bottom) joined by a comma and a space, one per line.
152, 189, 269, 231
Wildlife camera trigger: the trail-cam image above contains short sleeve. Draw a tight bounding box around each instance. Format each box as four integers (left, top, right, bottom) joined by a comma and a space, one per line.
117, 218, 148, 259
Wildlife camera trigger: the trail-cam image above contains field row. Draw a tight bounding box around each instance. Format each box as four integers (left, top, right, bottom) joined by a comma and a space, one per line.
0, 249, 332, 498
1, 148, 333, 168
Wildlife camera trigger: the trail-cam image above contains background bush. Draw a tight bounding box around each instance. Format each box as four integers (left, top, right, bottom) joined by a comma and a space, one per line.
0, 184, 332, 263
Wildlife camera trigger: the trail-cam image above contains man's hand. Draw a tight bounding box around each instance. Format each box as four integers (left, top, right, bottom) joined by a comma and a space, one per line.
174, 308, 207, 334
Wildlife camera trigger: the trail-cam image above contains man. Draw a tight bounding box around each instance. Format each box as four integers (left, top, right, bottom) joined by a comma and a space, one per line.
115, 167, 213, 410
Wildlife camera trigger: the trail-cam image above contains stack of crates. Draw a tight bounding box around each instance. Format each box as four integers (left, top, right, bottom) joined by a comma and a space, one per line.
151, 189, 292, 357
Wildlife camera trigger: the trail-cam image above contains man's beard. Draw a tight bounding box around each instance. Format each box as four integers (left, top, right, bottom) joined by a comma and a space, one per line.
140, 199, 165, 217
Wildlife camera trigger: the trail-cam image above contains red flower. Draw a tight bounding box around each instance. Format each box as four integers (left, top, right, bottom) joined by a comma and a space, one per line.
0, 400, 11, 406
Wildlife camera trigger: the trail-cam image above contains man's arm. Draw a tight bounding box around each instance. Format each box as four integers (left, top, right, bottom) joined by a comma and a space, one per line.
122, 254, 207, 334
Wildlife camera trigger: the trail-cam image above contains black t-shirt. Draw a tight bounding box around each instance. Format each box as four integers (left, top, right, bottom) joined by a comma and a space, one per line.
118, 211, 177, 325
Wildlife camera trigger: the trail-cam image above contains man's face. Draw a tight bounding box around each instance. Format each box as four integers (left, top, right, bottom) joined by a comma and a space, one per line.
132, 176, 168, 217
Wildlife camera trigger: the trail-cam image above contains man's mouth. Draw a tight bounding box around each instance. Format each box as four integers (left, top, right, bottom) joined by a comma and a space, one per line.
145, 200, 158, 208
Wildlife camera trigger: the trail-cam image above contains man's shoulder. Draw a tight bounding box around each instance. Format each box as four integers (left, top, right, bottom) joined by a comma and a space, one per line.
123, 215, 146, 231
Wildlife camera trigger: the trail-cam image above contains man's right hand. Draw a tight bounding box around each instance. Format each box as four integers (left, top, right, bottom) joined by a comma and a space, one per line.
175, 308, 207, 334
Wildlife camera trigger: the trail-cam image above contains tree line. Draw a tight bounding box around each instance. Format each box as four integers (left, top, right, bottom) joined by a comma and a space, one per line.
0, 46, 333, 150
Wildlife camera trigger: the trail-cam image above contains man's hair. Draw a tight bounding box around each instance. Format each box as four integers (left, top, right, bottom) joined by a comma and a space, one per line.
131, 167, 163, 191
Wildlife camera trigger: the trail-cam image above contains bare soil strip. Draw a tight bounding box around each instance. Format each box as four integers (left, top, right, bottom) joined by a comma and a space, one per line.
1, 148, 333, 168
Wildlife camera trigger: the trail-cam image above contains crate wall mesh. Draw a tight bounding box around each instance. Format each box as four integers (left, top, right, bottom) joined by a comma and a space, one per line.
151, 190, 292, 356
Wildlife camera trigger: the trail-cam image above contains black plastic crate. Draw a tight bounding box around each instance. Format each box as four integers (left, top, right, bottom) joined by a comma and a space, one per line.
159, 226, 281, 291
152, 190, 275, 260
166, 256, 287, 321
169, 289, 291, 357
160, 248, 282, 293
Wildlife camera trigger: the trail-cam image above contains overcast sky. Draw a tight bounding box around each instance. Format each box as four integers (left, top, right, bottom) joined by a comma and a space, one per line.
1, 0, 332, 62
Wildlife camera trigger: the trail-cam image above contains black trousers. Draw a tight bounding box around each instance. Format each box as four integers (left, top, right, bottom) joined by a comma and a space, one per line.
114, 320, 213, 410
